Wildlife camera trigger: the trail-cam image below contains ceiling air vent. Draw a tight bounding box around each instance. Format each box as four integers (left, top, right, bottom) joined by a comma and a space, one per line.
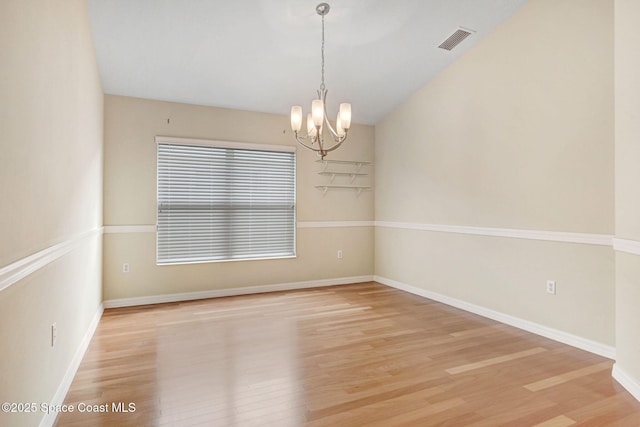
438, 28, 474, 51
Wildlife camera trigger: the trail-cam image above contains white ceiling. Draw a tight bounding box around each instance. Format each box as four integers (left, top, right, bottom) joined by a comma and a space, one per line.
86, 0, 527, 125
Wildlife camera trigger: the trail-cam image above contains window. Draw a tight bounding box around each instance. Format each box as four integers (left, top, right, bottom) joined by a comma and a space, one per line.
156, 137, 296, 265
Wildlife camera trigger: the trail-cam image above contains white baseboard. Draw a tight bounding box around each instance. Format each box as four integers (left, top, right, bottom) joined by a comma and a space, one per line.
612, 364, 640, 402
103, 275, 375, 308
39, 303, 104, 427
374, 275, 616, 360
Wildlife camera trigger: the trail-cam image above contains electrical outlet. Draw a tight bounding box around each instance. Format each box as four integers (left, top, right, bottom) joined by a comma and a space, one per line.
51, 323, 57, 347
123, 263, 130, 273
337, 250, 343, 259
546, 280, 556, 295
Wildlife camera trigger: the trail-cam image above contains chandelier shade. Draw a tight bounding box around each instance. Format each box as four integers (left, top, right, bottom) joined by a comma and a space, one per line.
290, 3, 351, 159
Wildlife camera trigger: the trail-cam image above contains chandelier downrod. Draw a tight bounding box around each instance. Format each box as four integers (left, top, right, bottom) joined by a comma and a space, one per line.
290, 3, 352, 160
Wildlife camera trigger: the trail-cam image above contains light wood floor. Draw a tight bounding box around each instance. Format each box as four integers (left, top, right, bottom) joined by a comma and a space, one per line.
55, 282, 640, 426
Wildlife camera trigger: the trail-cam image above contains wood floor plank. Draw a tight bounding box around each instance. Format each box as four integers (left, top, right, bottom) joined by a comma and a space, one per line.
54, 282, 640, 426
524, 361, 612, 391
445, 346, 548, 374
533, 415, 577, 427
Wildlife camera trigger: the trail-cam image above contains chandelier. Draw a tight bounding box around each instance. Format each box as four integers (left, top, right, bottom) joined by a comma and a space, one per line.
290, 3, 351, 160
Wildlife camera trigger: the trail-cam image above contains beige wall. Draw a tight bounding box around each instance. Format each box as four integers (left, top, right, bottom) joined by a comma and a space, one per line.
614, 0, 640, 390
0, 1, 103, 426
103, 95, 374, 301
3, 1, 638, 423
375, 0, 615, 346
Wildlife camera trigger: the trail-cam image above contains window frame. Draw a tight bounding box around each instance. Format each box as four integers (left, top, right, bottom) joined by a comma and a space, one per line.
155, 136, 297, 266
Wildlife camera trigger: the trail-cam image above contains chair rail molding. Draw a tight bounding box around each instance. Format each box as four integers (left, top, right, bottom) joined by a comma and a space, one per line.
0, 227, 103, 293
375, 221, 613, 246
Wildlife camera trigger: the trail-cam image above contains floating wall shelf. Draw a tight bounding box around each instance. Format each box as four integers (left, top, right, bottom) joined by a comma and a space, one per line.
315, 159, 372, 196
315, 185, 371, 196
315, 159, 371, 173
318, 171, 367, 183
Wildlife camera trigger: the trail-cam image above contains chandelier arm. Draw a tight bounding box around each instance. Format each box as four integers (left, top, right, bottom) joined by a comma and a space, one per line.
294, 132, 313, 143
318, 132, 347, 153
294, 129, 321, 145
317, 88, 340, 140
323, 112, 340, 140
294, 132, 324, 152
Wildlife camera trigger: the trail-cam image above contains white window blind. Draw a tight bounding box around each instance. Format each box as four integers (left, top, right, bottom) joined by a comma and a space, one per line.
157, 138, 296, 265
